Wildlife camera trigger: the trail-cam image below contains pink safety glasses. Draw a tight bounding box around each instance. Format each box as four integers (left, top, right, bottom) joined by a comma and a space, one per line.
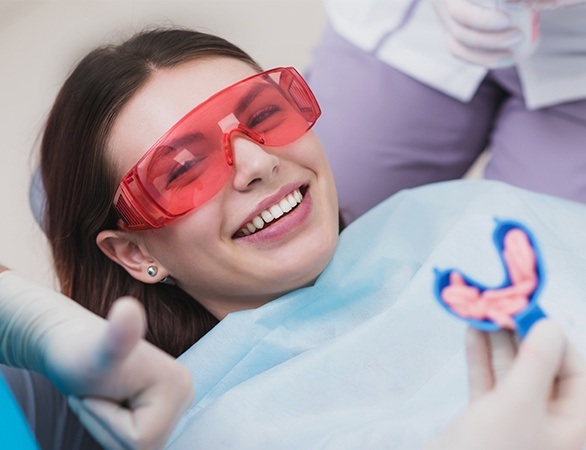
114, 66, 321, 231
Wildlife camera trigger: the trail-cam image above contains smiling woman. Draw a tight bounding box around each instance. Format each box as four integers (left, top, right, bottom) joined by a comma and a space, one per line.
40, 30, 302, 356
7, 25, 586, 450
96, 55, 339, 322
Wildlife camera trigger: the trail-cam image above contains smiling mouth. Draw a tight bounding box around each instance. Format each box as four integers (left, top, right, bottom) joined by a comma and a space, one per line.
233, 187, 306, 238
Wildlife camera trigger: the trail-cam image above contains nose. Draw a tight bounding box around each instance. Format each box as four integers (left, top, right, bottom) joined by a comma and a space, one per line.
229, 132, 280, 191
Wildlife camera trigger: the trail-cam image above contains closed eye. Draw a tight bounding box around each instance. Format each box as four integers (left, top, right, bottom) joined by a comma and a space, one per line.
167, 157, 202, 185
247, 105, 282, 129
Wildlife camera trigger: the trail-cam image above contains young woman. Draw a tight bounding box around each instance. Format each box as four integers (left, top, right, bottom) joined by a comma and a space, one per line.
39, 29, 340, 357
10, 27, 586, 448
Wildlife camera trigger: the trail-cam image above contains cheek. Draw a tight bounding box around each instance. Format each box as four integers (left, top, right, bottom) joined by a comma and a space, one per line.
311, 151, 338, 210
303, 135, 334, 180
144, 206, 225, 269
291, 137, 338, 227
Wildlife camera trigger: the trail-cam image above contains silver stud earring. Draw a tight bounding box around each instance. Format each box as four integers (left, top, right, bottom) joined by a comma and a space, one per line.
147, 265, 158, 277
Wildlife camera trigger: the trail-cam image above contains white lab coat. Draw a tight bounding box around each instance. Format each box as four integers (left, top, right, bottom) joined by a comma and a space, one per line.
325, 0, 586, 109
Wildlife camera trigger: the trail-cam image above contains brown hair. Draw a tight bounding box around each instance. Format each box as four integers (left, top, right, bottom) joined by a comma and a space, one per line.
40, 27, 262, 357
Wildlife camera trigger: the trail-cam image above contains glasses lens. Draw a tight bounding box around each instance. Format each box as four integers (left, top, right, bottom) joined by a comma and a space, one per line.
118, 67, 320, 229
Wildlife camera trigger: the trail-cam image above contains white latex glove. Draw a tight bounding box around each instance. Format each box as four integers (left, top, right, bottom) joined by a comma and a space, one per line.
0, 270, 194, 450
506, 0, 586, 9
430, 0, 528, 68
427, 320, 586, 449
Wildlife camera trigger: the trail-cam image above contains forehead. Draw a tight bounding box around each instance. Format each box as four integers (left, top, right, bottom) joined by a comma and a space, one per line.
108, 57, 259, 177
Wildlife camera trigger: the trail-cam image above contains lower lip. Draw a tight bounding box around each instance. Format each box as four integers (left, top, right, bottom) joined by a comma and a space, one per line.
237, 189, 313, 244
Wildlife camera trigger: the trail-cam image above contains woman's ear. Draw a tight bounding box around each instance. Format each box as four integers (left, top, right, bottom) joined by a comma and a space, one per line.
96, 230, 170, 284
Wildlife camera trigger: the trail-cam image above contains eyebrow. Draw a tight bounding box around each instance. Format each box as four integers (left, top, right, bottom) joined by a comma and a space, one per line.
234, 83, 272, 116
146, 131, 206, 173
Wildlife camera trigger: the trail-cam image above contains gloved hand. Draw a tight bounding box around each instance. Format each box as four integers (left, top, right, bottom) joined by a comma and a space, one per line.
427, 320, 586, 449
0, 270, 194, 450
430, 0, 531, 68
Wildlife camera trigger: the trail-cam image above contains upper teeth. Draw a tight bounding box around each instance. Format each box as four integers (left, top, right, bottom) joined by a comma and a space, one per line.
239, 189, 303, 236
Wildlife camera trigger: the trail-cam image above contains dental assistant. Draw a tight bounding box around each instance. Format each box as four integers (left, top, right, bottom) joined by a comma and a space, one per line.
307, 0, 586, 224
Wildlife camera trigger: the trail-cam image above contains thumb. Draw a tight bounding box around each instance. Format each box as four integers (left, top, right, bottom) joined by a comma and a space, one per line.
503, 319, 565, 401
466, 328, 493, 402
95, 297, 146, 372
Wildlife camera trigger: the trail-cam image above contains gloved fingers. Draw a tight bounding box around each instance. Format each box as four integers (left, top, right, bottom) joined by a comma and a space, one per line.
95, 297, 146, 373
504, 320, 566, 401
551, 351, 586, 449
68, 396, 133, 450
466, 328, 518, 403
487, 329, 518, 384
446, 34, 516, 68
68, 394, 178, 450
445, 15, 524, 51
434, 0, 528, 68
466, 328, 494, 402
548, 330, 586, 413
555, 346, 586, 396
446, 0, 514, 31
